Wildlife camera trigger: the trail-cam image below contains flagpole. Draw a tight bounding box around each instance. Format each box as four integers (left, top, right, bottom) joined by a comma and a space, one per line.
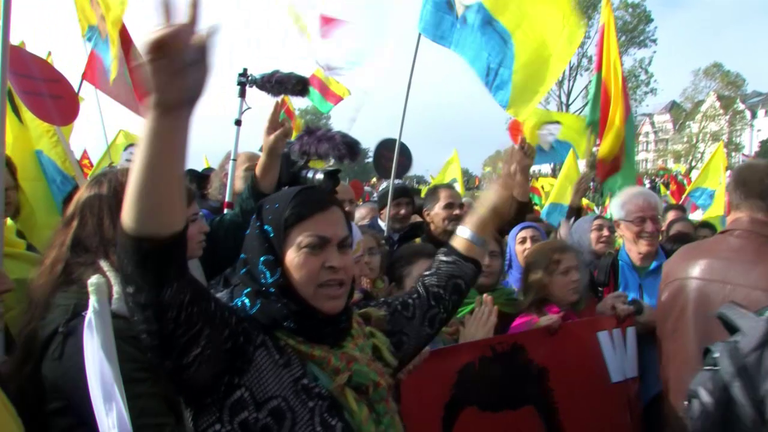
384, 33, 421, 237
0, 0, 13, 360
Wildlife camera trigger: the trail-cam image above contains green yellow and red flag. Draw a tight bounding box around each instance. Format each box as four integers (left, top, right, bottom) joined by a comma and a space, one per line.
307, 68, 350, 114
279, 96, 304, 139
585, 0, 636, 195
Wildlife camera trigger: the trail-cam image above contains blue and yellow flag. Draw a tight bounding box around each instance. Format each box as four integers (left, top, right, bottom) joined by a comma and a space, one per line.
682, 141, 726, 214
6, 92, 64, 250
541, 149, 580, 227
74, 0, 128, 83
700, 177, 726, 231
424, 149, 464, 197
418, 0, 585, 119
522, 108, 589, 165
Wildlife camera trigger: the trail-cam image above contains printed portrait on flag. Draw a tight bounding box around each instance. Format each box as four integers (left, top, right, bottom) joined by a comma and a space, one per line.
116, 143, 135, 168
84, 0, 110, 74
75, 0, 128, 82
400, 316, 642, 432
534, 121, 574, 165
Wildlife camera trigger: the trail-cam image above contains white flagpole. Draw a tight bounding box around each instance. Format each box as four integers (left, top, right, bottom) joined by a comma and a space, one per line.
384, 33, 421, 237
0, 0, 13, 360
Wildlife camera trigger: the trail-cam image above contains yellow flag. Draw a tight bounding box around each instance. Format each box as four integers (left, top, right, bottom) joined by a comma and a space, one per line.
74, 0, 128, 83
521, 109, 589, 160
681, 141, 726, 213
424, 149, 464, 197
203, 155, 211, 169
3, 219, 42, 337
683, 141, 727, 229
540, 149, 580, 226
91, 130, 139, 176
701, 179, 726, 231
535, 176, 557, 203
6, 95, 62, 250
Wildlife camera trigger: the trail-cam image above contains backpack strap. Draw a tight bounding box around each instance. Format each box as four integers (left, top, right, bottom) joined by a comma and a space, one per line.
712, 340, 765, 429
592, 252, 616, 301
717, 303, 762, 337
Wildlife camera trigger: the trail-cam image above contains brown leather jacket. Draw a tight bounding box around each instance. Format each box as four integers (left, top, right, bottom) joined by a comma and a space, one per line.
658, 216, 768, 419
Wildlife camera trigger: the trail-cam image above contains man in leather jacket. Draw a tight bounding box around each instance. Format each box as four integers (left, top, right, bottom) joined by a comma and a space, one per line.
658, 159, 768, 426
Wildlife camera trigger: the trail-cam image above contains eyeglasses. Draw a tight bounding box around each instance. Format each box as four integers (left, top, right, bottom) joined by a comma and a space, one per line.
619, 216, 661, 228
591, 225, 616, 234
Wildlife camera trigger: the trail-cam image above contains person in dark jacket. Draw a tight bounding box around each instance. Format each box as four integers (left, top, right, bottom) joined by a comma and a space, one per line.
366, 180, 424, 252
4, 169, 188, 432
113, 14, 537, 426
416, 184, 465, 249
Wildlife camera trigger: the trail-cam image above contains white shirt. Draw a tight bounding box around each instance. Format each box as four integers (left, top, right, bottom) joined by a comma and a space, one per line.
378, 217, 400, 241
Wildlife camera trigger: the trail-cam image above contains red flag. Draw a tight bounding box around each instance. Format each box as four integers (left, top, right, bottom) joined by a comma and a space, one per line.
83, 24, 149, 117
668, 175, 686, 204
319, 15, 346, 39
79, 150, 94, 179
400, 316, 641, 431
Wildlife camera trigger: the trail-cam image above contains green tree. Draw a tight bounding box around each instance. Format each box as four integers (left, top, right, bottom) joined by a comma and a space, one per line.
461, 167, 479, 190
657, 95, 749, 172
403, 174, 428, 186
679, 62, 749, 108
546, 0, 658, 114
337, 147, 376, 182
296, 105, 332, 128
481, 149, 507, 183
755, 139, 768, 160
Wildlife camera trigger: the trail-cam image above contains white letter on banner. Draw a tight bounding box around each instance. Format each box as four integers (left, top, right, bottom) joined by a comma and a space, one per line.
597, 327, 638, 383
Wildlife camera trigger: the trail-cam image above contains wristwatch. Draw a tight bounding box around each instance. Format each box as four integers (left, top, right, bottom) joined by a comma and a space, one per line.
455, 225, 487, 249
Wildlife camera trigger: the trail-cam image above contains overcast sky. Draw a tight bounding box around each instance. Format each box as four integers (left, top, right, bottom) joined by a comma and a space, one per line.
11, 0, 767, 176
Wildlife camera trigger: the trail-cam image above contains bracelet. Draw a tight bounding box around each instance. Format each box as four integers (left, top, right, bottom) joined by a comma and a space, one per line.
455, 225, 487, 250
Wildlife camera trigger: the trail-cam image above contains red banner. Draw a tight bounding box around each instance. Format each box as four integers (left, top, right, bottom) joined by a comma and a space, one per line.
400, 316, 642, 432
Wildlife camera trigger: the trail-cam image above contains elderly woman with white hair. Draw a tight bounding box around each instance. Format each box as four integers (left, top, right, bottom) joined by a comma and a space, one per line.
609, 185, 666, 431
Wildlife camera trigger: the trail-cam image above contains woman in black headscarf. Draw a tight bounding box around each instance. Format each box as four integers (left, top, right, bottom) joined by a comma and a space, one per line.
115, 2, 535, 430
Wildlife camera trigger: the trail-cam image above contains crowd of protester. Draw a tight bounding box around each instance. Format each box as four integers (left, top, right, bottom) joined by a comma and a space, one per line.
0, 3, 765, 431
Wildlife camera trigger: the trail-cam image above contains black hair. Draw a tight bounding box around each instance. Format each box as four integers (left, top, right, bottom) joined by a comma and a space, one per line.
413, 195, 424, 219
422, 183, 460, 213
661, 232, 697, 257
665, 217, 695, 238
695, 220, 718, 235
284, 187, 348, 236
185, 169, 212, 200
386, 242, 437, 293
663, 204, 688, 218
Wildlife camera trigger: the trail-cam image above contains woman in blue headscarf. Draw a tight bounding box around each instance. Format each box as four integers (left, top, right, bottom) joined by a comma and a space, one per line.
502, 222, 547, 294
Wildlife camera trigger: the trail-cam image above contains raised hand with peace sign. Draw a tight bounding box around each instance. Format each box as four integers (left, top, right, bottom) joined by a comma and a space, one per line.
144, 0, 211, 114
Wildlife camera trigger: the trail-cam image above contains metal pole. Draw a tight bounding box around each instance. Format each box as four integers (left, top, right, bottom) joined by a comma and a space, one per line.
384, 33, 421, 237
223, 69, 249, 214
92, 90, 112, 164
0, 0, 13, 360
